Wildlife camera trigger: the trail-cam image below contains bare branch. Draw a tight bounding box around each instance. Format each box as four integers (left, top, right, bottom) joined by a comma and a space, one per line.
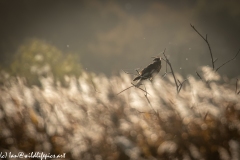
117, 69, 143, 95
161, 58, 172, 78
144, 94, 157, 114
190, 24, 215, 69
216, 49, 240, 71
162, 72, 167, 78
196, 71, 203, 81
143, 85, 157, 114
162, 72, 172, 78
133, 83, 151, 95
162, 49, 179, 94
213, 58, 218, 63
165, 58, 168, 73
117, 82, 151, 95
177, 79, 188, 93
116, 86, 134, 95
177, 79, 181, 86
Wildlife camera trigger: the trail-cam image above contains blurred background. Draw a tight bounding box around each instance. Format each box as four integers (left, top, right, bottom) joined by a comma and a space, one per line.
1, 1, 240, 159
0, 0, 240, 80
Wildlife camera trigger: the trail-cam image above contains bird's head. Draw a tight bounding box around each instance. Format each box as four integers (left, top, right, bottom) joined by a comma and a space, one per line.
152, 57, 161, 62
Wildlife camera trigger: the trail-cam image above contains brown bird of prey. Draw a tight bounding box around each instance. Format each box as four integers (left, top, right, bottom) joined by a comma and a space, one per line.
133, 57, 161, 87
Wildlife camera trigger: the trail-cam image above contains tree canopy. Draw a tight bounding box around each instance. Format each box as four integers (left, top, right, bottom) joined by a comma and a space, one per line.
8, 39, 82, 86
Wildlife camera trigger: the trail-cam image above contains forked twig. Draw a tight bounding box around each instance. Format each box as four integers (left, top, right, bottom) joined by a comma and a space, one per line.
118, 64, 153, 95
190, 24, 215, 69
133, 83, 151, 95
118, 70, 157, 114
216, 49, 240, 71
116, 85, 134, 95
191, 24, 240, 74
116, 83, 150, 95
161, 58, 172, 78
177, 79, 188, 93
162, 49, 179, 94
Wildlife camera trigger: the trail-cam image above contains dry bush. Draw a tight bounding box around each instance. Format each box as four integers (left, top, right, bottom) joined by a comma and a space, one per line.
0, 67, 240, 160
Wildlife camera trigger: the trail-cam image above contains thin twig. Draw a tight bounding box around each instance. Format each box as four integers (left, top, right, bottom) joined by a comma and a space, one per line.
196, 71, 210, 85
162, 72, 172, 78
117, 69, 142, 95
165, 57, 168, 73
135, 69, 141, 75
90, 79, 101, 93
161, 58, 171, 78
134, 83, 151, 95
117, 82, 152, 96
144, 94, 157, 114
236, 78, 238, 94
162, 49, 179, 93
117, 83, 151, 95
143, 85, 157, 114
161, 58, 170, 77
191, 24, 215, 70
143, 85, 148, 96
216, 49, 240, 71
177, 79, 188, 93
116, 85, 134, 95
204, 111, 209, 120
177, 79, 181, 86
196, 71, 203, 81
162, 72, 167, 78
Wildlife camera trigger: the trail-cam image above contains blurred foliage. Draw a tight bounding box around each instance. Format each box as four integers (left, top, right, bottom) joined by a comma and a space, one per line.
0, 67, 240, 160
8, 39, 82, 86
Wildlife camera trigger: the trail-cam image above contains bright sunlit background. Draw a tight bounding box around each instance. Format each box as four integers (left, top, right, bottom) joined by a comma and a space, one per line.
0, 0, 240, 78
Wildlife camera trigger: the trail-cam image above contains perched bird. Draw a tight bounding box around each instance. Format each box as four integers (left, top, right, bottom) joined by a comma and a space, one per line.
133, 57, 161, 87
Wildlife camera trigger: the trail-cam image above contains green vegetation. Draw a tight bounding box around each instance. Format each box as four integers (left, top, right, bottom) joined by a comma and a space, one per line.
7, 39, 82, 86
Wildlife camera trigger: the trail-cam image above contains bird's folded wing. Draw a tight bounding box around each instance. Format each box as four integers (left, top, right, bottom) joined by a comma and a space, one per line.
141, 63, 155, 76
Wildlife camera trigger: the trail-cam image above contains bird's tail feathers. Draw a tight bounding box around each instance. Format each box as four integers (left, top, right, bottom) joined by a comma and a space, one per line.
133, 76, 141, 81
135, 79, 143, 87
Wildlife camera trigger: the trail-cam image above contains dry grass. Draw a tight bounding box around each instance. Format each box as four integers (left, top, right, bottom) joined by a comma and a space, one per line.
0, 67, 240, 160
